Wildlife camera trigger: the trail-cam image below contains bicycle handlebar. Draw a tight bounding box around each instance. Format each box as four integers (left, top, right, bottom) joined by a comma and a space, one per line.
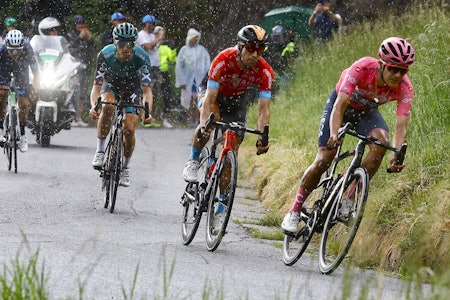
94, 97, 149, 118
198, 113, 269, 147
338, 122, 407, 173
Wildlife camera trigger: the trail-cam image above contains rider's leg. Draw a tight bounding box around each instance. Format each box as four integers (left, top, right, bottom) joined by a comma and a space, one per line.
0, 89, 8, 124
291, 148, 336, 212
122, 113, 139, 168
96, 92, 116, 151
18, 95, 29, 135
362, 128, 389, 179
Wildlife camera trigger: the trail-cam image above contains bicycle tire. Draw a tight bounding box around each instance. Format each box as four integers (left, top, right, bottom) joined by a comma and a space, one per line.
283, 209, 318, 266
318, 167, 369, 274
181, 148, 210, 245
11, 107, 18, 173
109, 128, 122, 213
206, 150, 237, 252
103, 139, 113, 209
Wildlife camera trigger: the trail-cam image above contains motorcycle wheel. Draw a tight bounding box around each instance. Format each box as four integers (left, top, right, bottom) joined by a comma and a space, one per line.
38, 107, 53, 147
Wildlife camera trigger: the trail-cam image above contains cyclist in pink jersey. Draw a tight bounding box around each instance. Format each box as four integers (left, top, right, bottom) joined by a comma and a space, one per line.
182, 25, 274, 183
282, 37, 415, 233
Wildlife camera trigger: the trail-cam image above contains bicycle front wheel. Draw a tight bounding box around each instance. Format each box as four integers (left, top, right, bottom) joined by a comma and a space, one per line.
283, 209, 318, 266
318, 167, 369, 274
181, 147, 210, 245
206, 150, 237, 252
108, 129, 122, 213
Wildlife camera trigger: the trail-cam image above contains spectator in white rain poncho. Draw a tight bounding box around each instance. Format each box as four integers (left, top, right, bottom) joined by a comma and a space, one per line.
175, 28, 211, 127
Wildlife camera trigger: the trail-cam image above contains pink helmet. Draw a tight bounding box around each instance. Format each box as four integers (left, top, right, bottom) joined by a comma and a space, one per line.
378, 37, 415, 69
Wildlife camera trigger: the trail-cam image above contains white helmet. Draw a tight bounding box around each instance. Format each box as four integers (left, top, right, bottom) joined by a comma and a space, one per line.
5, 29, 24, 49
38, 17, 61, 35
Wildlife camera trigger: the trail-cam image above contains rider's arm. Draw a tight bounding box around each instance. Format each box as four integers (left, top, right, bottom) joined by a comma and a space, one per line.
329, 92, 350, 147
257, 97, 270, 133
389, 115, 409, 170
200, 82, 219, 126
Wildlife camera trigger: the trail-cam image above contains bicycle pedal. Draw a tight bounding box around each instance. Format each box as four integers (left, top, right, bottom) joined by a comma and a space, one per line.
282, 230, 297, 237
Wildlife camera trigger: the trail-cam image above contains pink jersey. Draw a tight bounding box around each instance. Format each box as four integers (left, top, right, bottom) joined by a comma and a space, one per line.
208, 47, 274, 98
335, 57, 413, 117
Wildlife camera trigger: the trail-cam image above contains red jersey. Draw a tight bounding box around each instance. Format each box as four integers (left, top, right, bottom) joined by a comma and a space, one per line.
336, 57, 414, 117
208, 47, 274, 99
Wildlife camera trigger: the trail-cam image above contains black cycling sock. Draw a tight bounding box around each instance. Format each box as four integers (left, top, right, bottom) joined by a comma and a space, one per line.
20, 123, 25, 136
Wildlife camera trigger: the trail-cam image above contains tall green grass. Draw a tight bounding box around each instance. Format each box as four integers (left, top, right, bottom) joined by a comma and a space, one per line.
242, 1, 450, 281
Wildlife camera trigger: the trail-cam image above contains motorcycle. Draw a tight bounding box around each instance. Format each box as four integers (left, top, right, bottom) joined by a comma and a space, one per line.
29, 35, 82, 147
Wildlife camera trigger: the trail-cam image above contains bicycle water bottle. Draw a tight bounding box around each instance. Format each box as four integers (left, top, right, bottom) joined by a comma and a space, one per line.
207, 158, 215, 179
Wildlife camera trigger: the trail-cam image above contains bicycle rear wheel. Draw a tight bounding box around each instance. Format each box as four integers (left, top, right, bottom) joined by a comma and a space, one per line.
108, 129, 122, 213
318, 167, 369, 274
206, 150, 237, 252
283, 209, 318, 266
181, 148, 210, 245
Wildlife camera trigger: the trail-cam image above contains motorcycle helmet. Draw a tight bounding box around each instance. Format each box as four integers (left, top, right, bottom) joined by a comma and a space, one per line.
4, 17, 18, 28
113, 22, 138, 41
5, 29, 24, 49
38, 17, 61, 35
271, 25, 287, 44
237, 25, 269, 47
378, 37, 415, 69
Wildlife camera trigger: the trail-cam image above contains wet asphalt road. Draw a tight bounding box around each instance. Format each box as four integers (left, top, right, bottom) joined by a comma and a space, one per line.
0, 126, 431, 299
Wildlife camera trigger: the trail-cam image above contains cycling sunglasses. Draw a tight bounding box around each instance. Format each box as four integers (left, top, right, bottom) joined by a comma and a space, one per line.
116, 40, 135, 49
245, 43, 265, 55
384, 63, 409, 76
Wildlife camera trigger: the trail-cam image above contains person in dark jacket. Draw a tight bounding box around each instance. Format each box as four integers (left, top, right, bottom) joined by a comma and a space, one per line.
67, 15, 96, 126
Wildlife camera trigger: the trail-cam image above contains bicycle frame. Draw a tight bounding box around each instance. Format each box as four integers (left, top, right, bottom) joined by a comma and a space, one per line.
3, 73, 20, 172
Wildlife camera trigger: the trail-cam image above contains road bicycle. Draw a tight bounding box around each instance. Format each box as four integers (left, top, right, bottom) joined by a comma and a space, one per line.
2, 73, 21, 173
181, 113, 269, 251
94, 97, 149, 213
282, 122, 407, 274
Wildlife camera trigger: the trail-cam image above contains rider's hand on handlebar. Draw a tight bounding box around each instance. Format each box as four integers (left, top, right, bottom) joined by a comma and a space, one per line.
327, 134, 342, 150
256, 139, 270, 155
89, 106, 100, 120
389, 155, 405, 173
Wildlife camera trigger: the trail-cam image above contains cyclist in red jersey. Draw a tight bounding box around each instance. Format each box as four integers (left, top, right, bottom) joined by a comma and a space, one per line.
182, 25, 274, 184
282, 37, 416, 233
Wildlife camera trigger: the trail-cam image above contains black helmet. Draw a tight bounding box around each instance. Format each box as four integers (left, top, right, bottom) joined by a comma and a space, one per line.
237, 25, 269, 47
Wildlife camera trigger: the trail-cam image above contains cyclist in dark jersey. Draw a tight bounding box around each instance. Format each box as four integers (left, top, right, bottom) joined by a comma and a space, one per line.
89, 22, 153, 187
282, 37, 416, 233
182, 25, 274, 186
0, 29, 40, 152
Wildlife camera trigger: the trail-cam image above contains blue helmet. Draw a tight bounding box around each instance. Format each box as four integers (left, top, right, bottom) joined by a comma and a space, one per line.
142, 14, 159, 24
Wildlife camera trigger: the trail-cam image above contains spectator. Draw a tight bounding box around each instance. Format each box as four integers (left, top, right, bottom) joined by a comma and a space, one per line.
157, 30, 177, 128
308, 0, 342, 42
136, 14, 163, 122
18, 0, 72, 36
2, 17, 19, 40
101, 12, 126, 47
263, 25, 298, 90
175, 28, 211, 127
67, 15, 96, 127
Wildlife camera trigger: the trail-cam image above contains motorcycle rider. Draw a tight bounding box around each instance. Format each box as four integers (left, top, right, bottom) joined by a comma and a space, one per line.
37, 16, 61, 36
0, 29, 40, 152
89, 22, 153, 187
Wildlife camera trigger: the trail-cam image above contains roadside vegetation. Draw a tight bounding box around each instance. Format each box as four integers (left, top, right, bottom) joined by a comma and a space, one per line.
242, 0, 449, 285
1, 1, 448, 299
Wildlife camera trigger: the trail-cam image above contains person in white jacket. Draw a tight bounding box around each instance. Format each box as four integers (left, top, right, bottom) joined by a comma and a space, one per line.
175, 28, 211, 127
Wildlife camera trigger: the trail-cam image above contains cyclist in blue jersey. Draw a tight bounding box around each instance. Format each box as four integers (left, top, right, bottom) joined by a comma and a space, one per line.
0, 29, 40, 152
89, 22, 153, 187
